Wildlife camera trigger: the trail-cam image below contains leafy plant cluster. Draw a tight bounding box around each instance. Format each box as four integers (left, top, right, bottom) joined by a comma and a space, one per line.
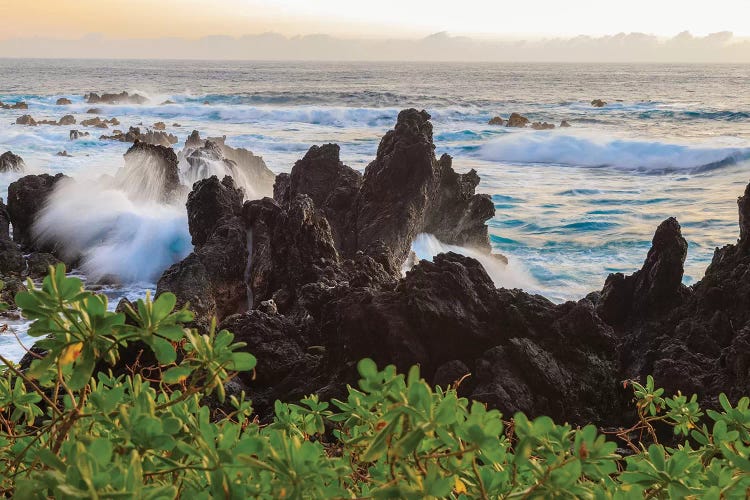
0, 265, 749, 498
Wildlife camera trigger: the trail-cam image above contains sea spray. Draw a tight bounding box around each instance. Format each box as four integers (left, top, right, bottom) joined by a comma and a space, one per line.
408, 233, 540, 292
33, 178, 192, 283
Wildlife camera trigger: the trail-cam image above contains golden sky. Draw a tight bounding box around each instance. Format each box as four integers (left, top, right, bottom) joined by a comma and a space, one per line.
2, 0, 749, 39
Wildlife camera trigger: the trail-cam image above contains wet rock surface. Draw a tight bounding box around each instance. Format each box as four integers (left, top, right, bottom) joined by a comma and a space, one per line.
0, 151, 26, 173
85, 91, 148, 105
7, 173, 69, 251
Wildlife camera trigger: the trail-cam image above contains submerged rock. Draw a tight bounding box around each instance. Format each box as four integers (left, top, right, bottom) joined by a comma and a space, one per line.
56, 151, 73, 157
0, 151, 26, 173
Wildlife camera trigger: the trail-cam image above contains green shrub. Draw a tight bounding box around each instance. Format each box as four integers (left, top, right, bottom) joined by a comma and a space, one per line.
0, 265, 749, 498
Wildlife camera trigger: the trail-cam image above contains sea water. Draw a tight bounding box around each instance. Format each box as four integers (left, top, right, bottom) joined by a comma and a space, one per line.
1, 60, 749, 360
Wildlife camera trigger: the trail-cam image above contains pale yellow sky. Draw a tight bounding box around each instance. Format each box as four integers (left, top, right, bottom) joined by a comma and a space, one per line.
2, 0, 749, 39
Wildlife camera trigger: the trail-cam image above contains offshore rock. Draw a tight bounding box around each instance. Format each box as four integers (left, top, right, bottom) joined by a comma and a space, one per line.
55, 98, 72, 105
591, 99, 607, 107
0, 151, 26, 173
488, 116, 505, 125
180, 131, 275, 198
506, 112, 530, 127
84, 91, 148, 105
120, 142, 182, 203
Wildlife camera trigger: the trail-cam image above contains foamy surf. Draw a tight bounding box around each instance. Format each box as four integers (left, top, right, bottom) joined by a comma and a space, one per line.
478, 132, 750, 172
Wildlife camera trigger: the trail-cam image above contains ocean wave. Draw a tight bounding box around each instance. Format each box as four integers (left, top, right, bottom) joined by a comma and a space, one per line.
478, 132, 750, 172
409, 233, 540, 291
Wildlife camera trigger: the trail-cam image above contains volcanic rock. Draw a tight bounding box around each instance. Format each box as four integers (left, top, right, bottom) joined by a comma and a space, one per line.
58, 115, 76, 126
84, 92, 148, 105
119, 142, 181, 203
7, 173, 69, 250
506, 113, 530, 128
531, 121, 555, 130
0, 151, 26, 173
15, 115, 37, 126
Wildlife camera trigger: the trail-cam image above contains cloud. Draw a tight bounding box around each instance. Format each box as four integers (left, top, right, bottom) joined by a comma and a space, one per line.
1, 31, 748, 62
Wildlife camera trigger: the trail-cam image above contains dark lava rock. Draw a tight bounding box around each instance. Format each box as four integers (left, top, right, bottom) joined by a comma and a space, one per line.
158, 176, 249, 325
120, 142, 181, 203
7, 173, 68, 250
26, 252, 62, 278
0, 151, 26, 173
356, 109, 494, 273
277, 144, 362, 253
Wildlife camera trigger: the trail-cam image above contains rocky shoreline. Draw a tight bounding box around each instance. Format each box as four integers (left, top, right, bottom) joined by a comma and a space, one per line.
3, 108, 750, 426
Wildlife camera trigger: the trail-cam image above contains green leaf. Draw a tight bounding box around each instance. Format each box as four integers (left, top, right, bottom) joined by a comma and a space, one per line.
228, 352, 257, 372
163, 366, 192, 384
150, 337, 177, 364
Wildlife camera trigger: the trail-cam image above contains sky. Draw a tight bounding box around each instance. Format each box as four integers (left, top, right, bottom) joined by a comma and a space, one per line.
0, 0, 749, 61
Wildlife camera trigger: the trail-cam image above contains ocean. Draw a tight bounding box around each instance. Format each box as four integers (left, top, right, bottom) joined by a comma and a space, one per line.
1, 59, 749, 360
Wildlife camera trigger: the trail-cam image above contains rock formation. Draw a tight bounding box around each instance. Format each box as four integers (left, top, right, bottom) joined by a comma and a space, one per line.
560, 120, 572, 127
0, 151, 26, 173
118, 142, 182, 203
84, 92, 148, 105
591, 99, 607, 107
69, 130, 90, 140
100, 127, 178, 147
531, 122, 555, 130
179, 131, 275, 198
506, 112, 530, 128
488, 116, 505, 125
15, 115, 37, 126
2, 101, 28, 110
7, 173, 69, 250
58, 115, 76, 126
55, 98, 72, 105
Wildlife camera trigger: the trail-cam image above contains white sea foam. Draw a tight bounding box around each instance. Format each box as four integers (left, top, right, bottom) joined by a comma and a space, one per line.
408, 233, 541, 292
33, 178, 192, 283
479, 132, 750, 171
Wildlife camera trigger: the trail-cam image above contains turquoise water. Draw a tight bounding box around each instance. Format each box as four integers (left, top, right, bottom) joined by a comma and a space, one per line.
0, 60, 749, 306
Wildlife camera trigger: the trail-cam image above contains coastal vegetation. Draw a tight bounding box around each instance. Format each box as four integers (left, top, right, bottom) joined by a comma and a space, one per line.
1, 266, 750, 498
